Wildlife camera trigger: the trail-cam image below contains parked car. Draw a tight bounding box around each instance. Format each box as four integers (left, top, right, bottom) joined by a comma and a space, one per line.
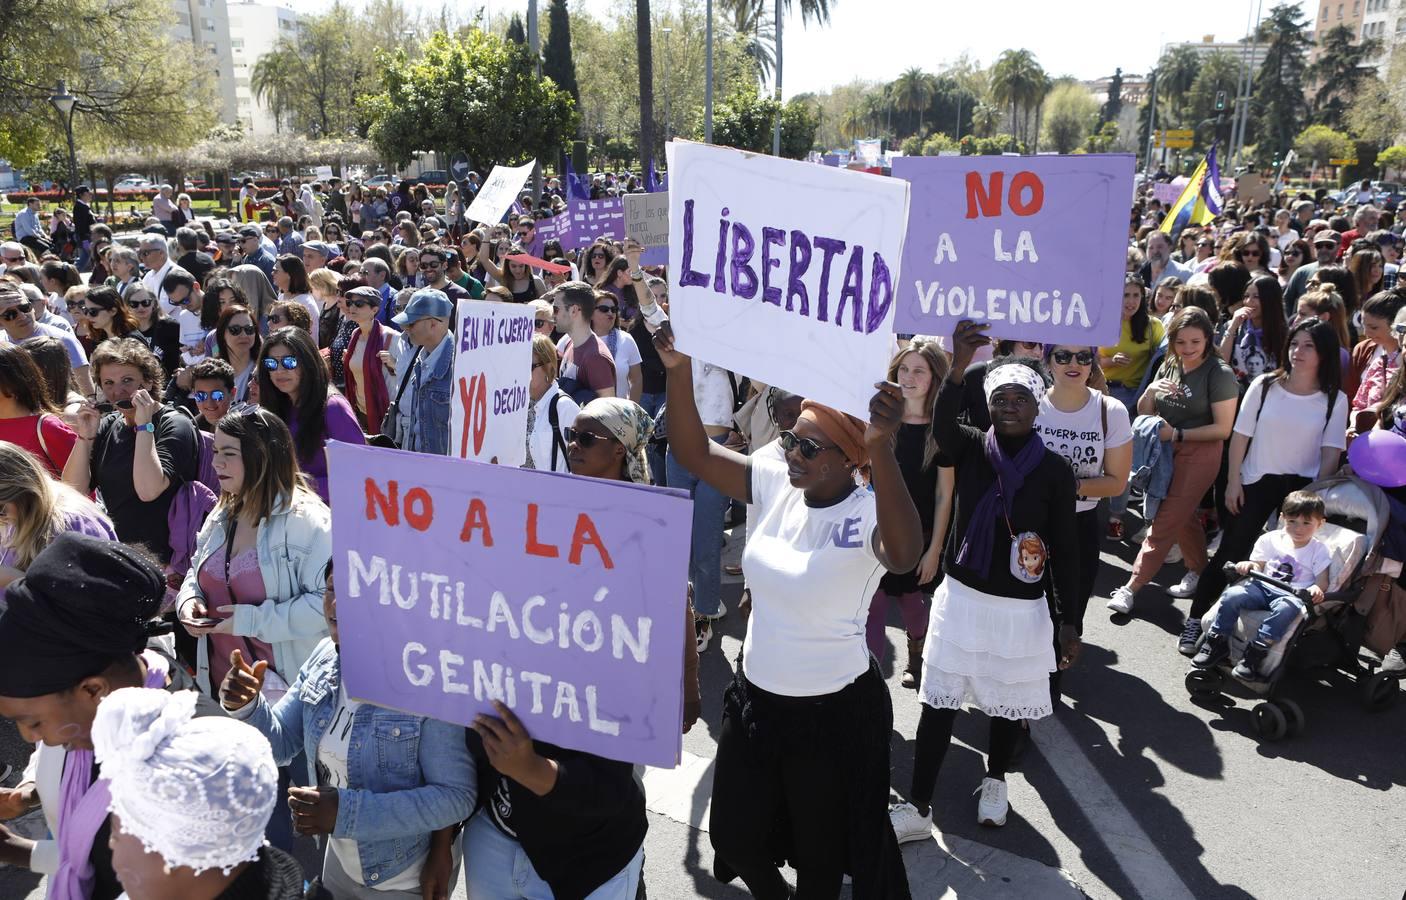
413, 170, 449, 185
113, 177, 154, 192
365, 173, 398, 189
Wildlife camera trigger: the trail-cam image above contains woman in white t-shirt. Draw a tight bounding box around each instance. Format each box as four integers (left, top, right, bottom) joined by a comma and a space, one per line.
591, 291, 642, 401
1182, 318, 1347, 654
654, 325, 922, 899
1036, 344, 1132, 645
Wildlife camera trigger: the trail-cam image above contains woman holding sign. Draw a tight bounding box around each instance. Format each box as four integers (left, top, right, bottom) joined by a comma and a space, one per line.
888, 321, 1080, 841
655, 324, 923, 899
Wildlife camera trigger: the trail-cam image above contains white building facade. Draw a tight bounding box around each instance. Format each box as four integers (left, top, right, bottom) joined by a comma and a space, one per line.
227, 1, 303, 136
168, 0, 239, 125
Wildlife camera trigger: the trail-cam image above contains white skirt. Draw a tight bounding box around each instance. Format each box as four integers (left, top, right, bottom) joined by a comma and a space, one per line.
920, 576, 1056, 721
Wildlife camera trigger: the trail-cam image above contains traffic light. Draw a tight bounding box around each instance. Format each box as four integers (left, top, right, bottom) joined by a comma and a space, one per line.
1214, 91, 1227, 111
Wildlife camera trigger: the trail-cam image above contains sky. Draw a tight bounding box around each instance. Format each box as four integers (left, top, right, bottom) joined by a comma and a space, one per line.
292, 0, 1320, 96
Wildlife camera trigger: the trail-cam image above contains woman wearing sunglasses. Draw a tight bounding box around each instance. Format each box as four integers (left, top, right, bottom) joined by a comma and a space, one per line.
889, 320, 1080, 843
177, 304, 265, 406
1278, 238, 1312, 290
654, 326, 923, 898
579, 241, 615, 285
589, 289, 643, 402
123, 285, 185, 379
341, 285, 404, 431
1035, 344, 1132, 666
258, 327, 365, 503
80, 284, 143, 348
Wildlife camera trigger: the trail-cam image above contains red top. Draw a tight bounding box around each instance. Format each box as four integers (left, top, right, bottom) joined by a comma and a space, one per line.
0, 413, 78, 477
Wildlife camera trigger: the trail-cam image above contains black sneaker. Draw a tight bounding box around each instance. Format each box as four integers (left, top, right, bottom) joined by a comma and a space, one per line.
1178, 619, 1204, 657
1191, 631, 1231, 669
1233, 640, 1272, 681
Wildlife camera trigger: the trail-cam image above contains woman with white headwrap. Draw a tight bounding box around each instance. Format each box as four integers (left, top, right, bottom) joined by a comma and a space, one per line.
890, 320, 1082, 841
91, 686, 301, 899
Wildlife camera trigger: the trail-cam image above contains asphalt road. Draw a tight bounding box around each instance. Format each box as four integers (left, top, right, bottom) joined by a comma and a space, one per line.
3, 519, 1403, 900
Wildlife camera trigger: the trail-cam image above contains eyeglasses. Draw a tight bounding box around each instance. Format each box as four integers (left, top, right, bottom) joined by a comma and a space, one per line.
226, 324, 257, 336
1051, 349, 1095, 366
193, 389, 228, 403
262, 356, 299, 371
345, 298, 377, 309
418, 260, 442, 270
590, 252, 606, 260
595, 304, 617, 315
565, 427, 610, 448
534, 318, 551, 327
267, 314, 286, 325
81, 306, 107, 317
128, 298, 154, 309
1241, 250, 1262, 258
1393, 322, 1406, 336
778, 430, 836, 460
0, 302, 33, 322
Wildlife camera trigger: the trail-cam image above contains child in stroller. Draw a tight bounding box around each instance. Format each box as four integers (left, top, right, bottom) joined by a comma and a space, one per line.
1192, 491, 1330, 681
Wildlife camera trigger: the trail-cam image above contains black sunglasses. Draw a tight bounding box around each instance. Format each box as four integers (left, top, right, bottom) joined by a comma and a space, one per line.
345, 298, 377, 309
262, 356, 299, 371
565, 427, 610, 448
1051, 349, 1095, 366
778, 430, 835, 460
193, 389, 228, 403
267, 314, 286, 325
81, 306, 106, 318
1, 302, 33, 321
170, 294, 192, 306
595, 304, 617, 314
226, 324, 257, 336
1392, 322, 1406, 335
128, 298, 154, 309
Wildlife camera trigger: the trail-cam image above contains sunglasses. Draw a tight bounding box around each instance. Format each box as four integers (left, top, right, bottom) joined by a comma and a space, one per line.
170, 294, 192, 306
590, 252, 606, 259
0, 302, 33, 322
128, 298, 154, 309
1393, 322, 1406, 336
778, 430, 835, 460
1241, 250, 1261, 257
262, 356, 299, 371
267, 314, 286, 325
345, 298, 377, 309
226, 324, 257, 336
1051, 349, 1095, 366
595, 304, 617, 314
565, 427, 611, 448
193, 389, 228, 403
81, 306, 107, 317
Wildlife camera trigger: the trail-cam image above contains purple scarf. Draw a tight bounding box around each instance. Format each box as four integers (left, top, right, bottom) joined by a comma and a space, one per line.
52, 651, 169, 900
956, 429, 1047, 578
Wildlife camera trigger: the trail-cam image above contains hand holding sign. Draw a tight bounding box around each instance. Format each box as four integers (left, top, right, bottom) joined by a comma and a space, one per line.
474, 701, 559, 796
865, 382, 905, 450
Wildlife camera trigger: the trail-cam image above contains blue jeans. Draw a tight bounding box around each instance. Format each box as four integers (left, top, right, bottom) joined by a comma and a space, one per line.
1108, 383, 1140, 517
1211, 580, 1305, 645
667, 441, 729, 617
463, 811, 643, 899
639, 392, 665, 486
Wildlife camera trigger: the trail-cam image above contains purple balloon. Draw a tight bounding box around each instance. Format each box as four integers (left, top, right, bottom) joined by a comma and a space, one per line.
1348, 429, 1406, 488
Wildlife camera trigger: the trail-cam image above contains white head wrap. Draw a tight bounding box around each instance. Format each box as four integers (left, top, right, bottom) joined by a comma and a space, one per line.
983, 363, 1047, 405
92, 688, 278, 875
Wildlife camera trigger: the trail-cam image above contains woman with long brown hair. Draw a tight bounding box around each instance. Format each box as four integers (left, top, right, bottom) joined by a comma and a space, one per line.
0, 344, 78, 477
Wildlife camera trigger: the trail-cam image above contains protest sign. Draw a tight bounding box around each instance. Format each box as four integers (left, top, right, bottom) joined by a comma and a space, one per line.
467, 160, 536, 225
450, 301, 535, 467
1235, 173, 1271, 206
894, 154, 1135, 346
625, 192, 670, 247
328, 443, 692, 767
314, 165, 334, 182
668, 140, 910, 421
570, 198, 626, 248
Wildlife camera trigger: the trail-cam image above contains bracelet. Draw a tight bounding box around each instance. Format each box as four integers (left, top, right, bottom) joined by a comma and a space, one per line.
1175, 427, 1185, 443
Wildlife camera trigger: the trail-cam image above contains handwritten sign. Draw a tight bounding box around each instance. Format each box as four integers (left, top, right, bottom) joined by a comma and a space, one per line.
466, 161, 536, 226
569, 198, 626, 249
450, 301, 534, 467
328, 443, 692, 767
668, 140, 910, 421
625, 192, 670, 247
894, 154, 1135, 345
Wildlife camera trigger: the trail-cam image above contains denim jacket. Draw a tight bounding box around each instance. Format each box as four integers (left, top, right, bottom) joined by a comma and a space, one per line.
176, 488, 332, 693
391, 332, 453, 455
238, 638, 476, 885
1130, 414, 1175, 520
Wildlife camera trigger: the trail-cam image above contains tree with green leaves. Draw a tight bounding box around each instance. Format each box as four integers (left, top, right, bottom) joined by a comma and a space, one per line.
712, 85, 818, 158
892, 68, 937, 134
1042, 82, 1098, 154
363, 30, 578, 170
991, 49, 1050, 148
1253, 3, 1312, 167
1184, 51, 1240, 151
543, 0, 580, 103
507, 14, 528, 45
723, 0, 777, 83
1156, 45, 1202, 126
1293, 124, 1353, 177
1346, 52, 1406, 151
1378, 145, 1406, 178
1306, 24, 1382, 130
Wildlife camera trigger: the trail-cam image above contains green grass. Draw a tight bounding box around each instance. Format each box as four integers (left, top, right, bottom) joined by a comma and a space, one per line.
0, 199, 233, 231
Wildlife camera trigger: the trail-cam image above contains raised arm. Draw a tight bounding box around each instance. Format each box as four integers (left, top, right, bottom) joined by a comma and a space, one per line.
866, 383, 923, 573
652, 323, 750, 503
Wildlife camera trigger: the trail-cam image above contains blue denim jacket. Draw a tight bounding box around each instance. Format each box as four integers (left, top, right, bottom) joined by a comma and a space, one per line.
392, 333, 453, 455
239, 638, 475, 885
1130, 414, 1174, 520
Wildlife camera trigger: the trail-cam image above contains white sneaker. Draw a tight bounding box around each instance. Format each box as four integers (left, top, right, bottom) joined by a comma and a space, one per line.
1165, 544, 1183, 565
889, 801, 933, 844
975, 777, 1008, 827
1206, 531, 1223, 557
1166, 570, 1200, 599
1106, 586, 1135, 614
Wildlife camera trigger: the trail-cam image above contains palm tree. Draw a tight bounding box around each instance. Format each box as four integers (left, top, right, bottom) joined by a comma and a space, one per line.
1157, 44, 1202, 126
991, 48, 1047, 147
636, 0, 656, 178
839, 104, 868, 142
971, 101, 1000, 138
251, 47, 297, 133
724, 0, 777, 82
892, 67, 936, 134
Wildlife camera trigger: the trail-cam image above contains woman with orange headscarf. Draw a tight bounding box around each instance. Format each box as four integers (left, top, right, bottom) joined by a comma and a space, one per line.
654, 324, 923, 900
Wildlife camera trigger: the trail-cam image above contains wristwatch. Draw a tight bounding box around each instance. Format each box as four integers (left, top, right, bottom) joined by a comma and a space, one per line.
133, 422, 156, 434
630, 269, 644, 282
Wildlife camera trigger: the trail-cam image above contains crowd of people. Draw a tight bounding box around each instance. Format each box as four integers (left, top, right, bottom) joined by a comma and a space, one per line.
0, 166, 1402, 900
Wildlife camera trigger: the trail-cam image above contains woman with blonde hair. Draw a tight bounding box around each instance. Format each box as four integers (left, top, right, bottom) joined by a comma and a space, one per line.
867, 337, 955, 688
0, 443, 114, 587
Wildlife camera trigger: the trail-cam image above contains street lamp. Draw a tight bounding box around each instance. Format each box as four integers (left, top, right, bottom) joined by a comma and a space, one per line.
661, 27, 673, 141
48, 80, 79, 201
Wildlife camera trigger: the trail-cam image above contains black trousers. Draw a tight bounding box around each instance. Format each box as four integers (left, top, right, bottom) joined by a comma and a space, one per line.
908, 704, 1022, 815
1188, 473, 1311, 619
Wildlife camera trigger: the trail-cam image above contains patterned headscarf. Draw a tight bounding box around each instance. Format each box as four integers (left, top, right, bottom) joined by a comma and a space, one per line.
580, 397, 655, 484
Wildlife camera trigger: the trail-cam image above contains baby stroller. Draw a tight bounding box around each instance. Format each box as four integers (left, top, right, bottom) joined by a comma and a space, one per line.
1183, 475, 1391, 741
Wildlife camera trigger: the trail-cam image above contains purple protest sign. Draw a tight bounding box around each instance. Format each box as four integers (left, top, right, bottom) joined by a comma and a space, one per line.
569, 198, 625, 249
328, 442, 693, 767
894, 154, 1135, 346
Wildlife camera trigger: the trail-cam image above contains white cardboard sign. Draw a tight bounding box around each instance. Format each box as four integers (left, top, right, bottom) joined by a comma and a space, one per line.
466, 160, 536, 225
449, 300, 535, 466
625, 191, 670, 247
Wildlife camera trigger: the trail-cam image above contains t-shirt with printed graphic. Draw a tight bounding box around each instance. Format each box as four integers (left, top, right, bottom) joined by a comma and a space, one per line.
740, 455, 883, 697
1249, 529, 1332, 590
318, 684, 424, 891
1036, 389, 1133, 514
1152, 355, 1238, 429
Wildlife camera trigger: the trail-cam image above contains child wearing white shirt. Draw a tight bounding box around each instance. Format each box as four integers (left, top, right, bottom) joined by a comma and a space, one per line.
1193, 490, 1331, 680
